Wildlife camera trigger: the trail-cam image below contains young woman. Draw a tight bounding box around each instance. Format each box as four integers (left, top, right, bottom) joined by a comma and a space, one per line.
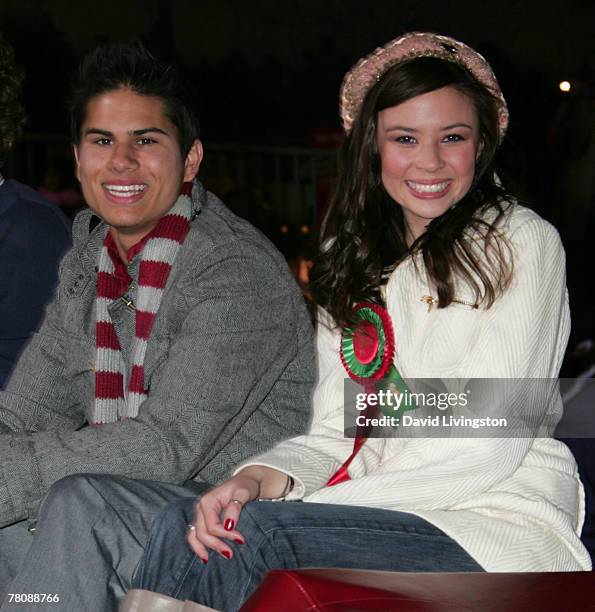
127, 32, 591, 611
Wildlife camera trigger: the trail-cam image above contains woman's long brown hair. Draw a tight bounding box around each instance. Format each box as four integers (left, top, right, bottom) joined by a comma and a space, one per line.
310, 57, 513, 329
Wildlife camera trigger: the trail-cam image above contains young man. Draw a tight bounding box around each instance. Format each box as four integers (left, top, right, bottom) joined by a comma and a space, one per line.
0, 42, 314, 609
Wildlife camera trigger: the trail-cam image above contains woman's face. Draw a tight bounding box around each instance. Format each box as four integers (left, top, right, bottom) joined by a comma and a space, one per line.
376, 86, 480, 242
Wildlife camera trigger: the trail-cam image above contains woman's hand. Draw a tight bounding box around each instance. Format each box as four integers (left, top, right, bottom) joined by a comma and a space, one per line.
187, 465, 289, 562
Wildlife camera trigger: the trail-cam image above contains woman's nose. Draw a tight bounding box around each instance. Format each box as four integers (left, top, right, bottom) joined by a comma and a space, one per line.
415, 142, 445, 172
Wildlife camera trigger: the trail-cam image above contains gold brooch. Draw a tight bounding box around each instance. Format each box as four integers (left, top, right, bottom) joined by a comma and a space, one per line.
420, 295, 479, 312
420, 295, 439, 312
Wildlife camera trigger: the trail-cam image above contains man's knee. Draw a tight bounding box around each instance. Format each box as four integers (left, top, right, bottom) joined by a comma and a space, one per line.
39, 473, 109, 520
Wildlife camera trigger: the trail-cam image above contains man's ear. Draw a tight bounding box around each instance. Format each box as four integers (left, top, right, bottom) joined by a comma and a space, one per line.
72, 144, 81, 182
183, 139, 203, 182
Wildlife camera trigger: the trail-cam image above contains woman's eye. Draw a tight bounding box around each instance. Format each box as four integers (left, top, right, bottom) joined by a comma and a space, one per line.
443, 134, 464, 143
395, 135, 417, 145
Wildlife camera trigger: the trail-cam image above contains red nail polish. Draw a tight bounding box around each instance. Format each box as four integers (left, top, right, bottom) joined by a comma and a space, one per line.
234, 538, 244, 545
224, 519, 235, 531
221, 550, 232, 559
201, 557, 208, 564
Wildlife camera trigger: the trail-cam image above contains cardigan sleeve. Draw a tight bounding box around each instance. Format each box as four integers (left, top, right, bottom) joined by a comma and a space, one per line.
300, 215, 572, 511
236, 308, 386, 499
240, 214, 573, 510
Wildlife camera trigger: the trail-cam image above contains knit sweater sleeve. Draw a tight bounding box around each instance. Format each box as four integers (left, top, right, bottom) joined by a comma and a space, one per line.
240, 213, 571, 510
236, 308, 385, 498
301, 214, 571, 511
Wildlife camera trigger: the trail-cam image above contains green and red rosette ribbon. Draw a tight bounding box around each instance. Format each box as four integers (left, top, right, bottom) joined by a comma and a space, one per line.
340, 302, 413, 418
340, 302, 395, 389
327, 302, 411, 487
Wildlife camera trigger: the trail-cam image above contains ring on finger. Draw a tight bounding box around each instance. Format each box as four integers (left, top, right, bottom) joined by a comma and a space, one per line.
230, 499, 243, 506
187, 524, 196, 531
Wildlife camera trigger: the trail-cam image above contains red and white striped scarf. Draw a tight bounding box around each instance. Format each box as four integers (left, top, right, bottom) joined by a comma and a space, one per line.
92, 185, 193, 424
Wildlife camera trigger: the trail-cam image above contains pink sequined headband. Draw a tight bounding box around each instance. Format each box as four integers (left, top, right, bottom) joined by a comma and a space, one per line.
340, 32, 509, 139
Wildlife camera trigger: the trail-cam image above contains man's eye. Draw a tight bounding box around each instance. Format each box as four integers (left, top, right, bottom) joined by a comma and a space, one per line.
137, 137, 156, 145
94, 138, 112, 145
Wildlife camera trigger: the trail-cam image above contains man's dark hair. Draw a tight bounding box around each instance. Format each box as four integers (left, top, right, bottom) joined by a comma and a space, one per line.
0, 33, 26, 169
70, 40, 199, 157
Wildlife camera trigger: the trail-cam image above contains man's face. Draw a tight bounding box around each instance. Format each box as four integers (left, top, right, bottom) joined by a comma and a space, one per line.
74, 87, 202, 254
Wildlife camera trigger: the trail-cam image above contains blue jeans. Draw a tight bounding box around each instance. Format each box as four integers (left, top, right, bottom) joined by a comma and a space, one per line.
133, 498, 483, 610
1, 474, 207, 612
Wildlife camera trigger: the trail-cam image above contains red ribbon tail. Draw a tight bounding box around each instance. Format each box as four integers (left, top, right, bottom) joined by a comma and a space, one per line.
326, 436, 367, 487
326, 466, 351, 487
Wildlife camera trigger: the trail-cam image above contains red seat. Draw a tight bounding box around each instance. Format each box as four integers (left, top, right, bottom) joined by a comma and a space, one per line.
240, 568, 595, 611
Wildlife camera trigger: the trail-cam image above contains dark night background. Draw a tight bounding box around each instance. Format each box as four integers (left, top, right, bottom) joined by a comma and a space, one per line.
1, 0, 594, 364
1, 1, 593, 140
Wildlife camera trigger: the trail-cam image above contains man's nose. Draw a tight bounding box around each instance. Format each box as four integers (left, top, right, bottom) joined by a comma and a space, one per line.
108, 143, 140, 172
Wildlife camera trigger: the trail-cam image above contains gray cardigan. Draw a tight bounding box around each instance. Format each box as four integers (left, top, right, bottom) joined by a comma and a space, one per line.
0, 183, 315, 527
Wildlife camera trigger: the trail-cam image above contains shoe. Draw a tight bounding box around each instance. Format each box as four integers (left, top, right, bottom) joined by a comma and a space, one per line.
120, 589, 219, 612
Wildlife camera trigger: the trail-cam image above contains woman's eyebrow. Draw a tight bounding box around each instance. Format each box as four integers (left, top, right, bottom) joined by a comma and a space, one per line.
440, 122, 474, 130
384, 125, 417, 133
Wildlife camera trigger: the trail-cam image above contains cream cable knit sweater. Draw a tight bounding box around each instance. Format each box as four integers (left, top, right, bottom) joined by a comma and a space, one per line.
239, 205, 592, 572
